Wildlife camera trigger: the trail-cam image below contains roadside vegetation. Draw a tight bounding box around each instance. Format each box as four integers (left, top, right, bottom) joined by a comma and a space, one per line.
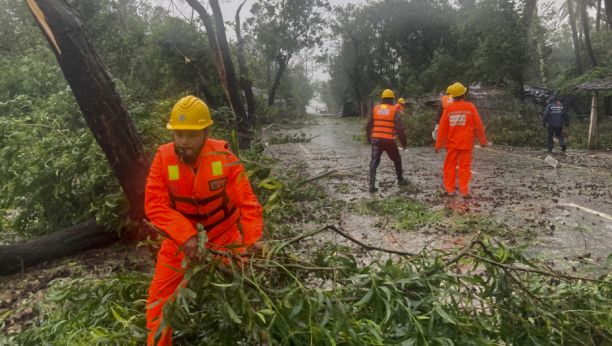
2, 0, 612, 344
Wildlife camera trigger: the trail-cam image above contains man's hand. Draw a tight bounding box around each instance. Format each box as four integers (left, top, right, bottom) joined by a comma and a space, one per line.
247, 241, 267, 257
181, 235, 200, 260
435, 148, 439, 154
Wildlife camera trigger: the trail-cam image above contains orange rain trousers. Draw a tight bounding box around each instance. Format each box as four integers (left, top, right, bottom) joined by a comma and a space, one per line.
146, 228, 242, 346
443, 148, 472, 195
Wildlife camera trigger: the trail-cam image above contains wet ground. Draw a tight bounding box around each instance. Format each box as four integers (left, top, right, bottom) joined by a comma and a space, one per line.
0, 244, 153, 333
263, 114, 612, 273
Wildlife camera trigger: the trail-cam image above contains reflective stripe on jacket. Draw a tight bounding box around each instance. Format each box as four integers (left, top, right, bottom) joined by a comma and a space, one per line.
145, 139, 263, 247
372, 104, 397, 140
435, 99, 487, 150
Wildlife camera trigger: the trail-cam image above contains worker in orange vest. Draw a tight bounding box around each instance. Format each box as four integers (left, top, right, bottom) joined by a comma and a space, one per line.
144, 96, 264, 345
433, 86, 453, 140
366, 89, 409, 192
435, 83, 487, 198
396, 98, 406, 113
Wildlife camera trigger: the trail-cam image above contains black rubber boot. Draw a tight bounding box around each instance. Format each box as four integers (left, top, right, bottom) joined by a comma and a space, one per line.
561, 145, 567, 152
369, 167, 378, 193
394, 161, 409, 186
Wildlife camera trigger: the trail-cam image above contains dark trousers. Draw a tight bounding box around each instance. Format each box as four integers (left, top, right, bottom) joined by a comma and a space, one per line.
370, 138, 402, 169
547, 127, 565, 151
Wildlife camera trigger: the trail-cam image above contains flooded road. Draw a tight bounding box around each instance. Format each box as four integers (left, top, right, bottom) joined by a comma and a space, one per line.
263, 114, 612, 273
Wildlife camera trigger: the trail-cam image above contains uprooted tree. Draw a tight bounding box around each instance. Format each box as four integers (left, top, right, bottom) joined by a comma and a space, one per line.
0, 0, 151, 276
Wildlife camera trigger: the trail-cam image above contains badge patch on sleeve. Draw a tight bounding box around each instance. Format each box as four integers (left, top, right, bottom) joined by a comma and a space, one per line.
211, 161, 223, 176
209, 177, 228, 191
168, 165, 180, 180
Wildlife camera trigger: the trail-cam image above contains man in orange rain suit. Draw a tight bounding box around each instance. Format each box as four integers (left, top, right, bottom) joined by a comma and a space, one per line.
395, 98, 406, 113
144, 96, 264, 345
435, 83, 487, 199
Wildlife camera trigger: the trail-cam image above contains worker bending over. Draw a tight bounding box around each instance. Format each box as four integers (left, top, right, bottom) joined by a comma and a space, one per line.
433, 86, 452, 140
366, 89, 409, 193
435, 83, 487, 198
542, 95, 569, 153
144, 96, 264, 345
396, 98, 406, 113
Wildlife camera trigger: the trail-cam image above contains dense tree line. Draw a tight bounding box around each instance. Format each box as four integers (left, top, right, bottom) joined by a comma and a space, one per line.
321, 0, 612, 111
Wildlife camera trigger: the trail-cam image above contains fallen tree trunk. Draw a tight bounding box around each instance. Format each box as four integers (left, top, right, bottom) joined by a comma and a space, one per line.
0, 219, 119, 276
0, 0, 151, 275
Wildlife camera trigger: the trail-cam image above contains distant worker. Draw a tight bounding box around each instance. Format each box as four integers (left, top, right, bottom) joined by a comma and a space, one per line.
396, 98, 406, 112
435, 83, 487, 198
433, 86, 453, 140
144, 96, 264, 345
366, 89, 409, 192
542, 95, 569, 153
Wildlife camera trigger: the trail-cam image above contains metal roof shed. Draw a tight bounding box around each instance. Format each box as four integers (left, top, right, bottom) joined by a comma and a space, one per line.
572, 77, 612, 149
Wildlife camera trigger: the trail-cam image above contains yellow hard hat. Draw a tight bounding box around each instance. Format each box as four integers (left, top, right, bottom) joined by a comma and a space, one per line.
446, 86, 452, 94
381, 89, 394, 99
167, 96, 213, 130
398, 98, 405, 104
448, 83, 467, 98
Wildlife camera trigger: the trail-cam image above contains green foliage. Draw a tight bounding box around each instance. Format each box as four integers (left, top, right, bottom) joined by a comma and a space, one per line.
357, 196, 442, 230
267, 131, 312, 144
327, 0, 534, 106
401, 107, 437, 147
0, 272, 150, 345
5, 234, 612, 345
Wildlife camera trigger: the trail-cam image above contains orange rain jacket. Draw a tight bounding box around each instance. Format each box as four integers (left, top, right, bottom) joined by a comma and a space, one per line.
145, 139, 263, 249
435, 99, 487, 151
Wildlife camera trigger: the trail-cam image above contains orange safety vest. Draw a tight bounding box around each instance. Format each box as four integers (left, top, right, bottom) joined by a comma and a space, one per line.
158, 140, 239, 243
395, 103, 404, 112
372, 104, 397, 140
441, 95, 453, 109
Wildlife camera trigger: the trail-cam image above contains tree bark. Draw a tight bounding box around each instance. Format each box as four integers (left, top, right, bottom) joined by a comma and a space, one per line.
0, 219, 120, 276
597, 0, 602, 31
1, 0, 152, 275
522, 0, 537, 30
580, 3, 599, 68
235, 0, 256, 129
606, 0, 612, 30
209, 0, 251, 149
567, 0, 584, 75
187, 0, 251, 149
185, 1, 230, 105
164, 40, 219, 110
24, 0, 149, 220
268, 53, 290, 107
588, 91, 599, 149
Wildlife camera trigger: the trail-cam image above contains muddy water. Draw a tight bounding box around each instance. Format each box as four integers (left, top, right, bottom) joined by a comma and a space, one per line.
264, 115, 612, 273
